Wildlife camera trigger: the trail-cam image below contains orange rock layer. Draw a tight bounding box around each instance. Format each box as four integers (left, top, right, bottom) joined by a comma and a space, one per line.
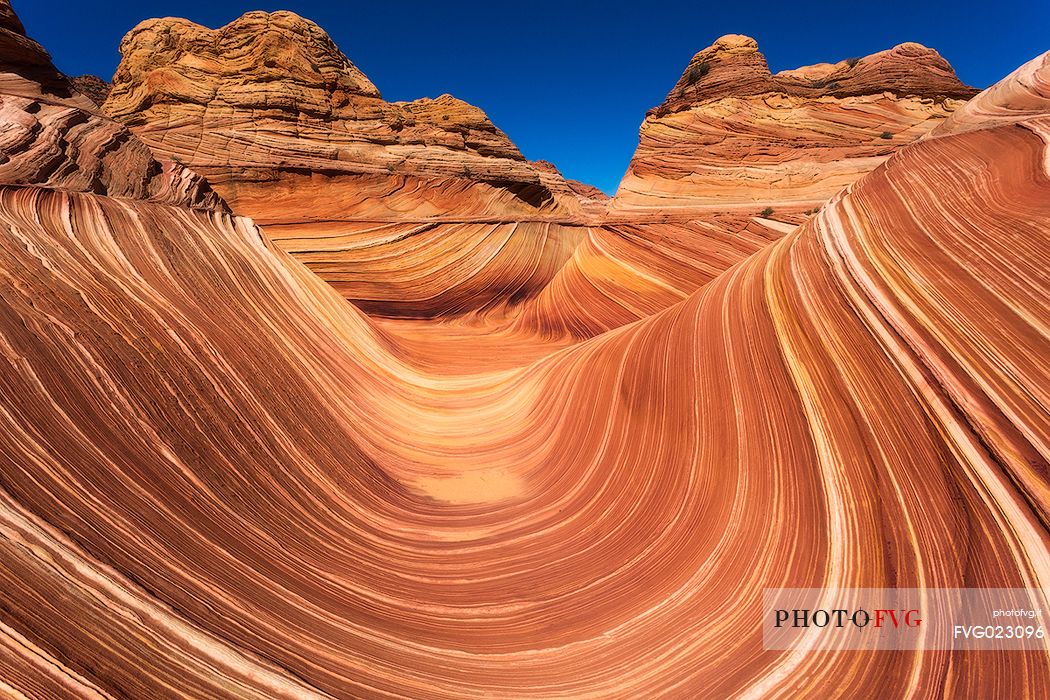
613, 35, 979, 211
103, 22, 984, 324
0, 3, 1048, 697
0, 11, 224, 211
101, 11, 610, 318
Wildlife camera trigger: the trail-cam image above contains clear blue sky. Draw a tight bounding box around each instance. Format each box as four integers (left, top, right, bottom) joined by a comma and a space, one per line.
15, 0, 1049, 194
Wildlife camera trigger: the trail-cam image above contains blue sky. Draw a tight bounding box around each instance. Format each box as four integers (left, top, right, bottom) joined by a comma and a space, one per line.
15, 0, 1049, 194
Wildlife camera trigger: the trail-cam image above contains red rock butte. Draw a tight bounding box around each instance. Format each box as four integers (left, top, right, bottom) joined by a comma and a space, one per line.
0, 3, 1048, 698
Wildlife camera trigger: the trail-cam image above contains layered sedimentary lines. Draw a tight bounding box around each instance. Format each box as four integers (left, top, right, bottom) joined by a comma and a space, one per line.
100, 11, 609, 317
0, 10, 224, 211
509, 215, 788, 338
1, 2, 1049, 697
270, 219, 586, 318
101, 11, 531, 188
2, 112, 1048, 698
613, 35, 979, 211
67, 74, 111, 105
96, 15, 800, 324
933, 51, 1050, 136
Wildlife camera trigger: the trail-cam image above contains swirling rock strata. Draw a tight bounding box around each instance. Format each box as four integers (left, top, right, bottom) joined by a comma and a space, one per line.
102, 10, 608, 317
0, 4, 225, 211
613, 35, 979, 211
1, 3, 1048, 695
68, 74, 111, 105
933, 50, 1050, 135
508, 214, 790, 338
2, 81, 1048, 700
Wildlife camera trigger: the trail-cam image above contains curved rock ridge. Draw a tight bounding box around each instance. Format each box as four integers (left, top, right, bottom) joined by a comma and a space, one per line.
0, 1, 226, 211
612, 35, 979, 211
101, 9, 611, 318
933, 50, 1050, 136
506, 214, 791, 338
1, 3, 1050, 696
96, 9, 783, 326
270, 218, 587, 318
68, 74, 111, 105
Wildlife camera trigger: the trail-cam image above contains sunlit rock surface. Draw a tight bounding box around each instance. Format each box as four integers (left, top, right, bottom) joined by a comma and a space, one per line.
0, 8, 225, 210
1, 2, 1048, 696
933, 50, 1050, 135
102, 14, 799, 328
68, 74, 110, 105
101, 10, 611, 317
612, 35, 979, 211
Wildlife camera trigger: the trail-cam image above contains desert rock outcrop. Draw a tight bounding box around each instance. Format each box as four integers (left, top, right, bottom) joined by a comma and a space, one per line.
102, 11, 591, 213
102, 10, 608, 317
0, 4, 225, 210
68, 74, 111, 105
613, 35, 979, 210
933, 50, 1050, 135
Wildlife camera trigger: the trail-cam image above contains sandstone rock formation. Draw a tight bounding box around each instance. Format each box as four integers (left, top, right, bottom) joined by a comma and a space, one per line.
933, 50, 1050, 135
612, 35, 979, 211
507, 36, 984, 338
531, 159, 610, 202
507, 214, 789, 338
1, 2, 1048, 696
0, 4, 225, 211
0, 0, 68, 93
93, 15, 982, 333
101, 11, 599, 214
68, 74, 111, 105
98, 12, 797, 326
101, 10, 609, 317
